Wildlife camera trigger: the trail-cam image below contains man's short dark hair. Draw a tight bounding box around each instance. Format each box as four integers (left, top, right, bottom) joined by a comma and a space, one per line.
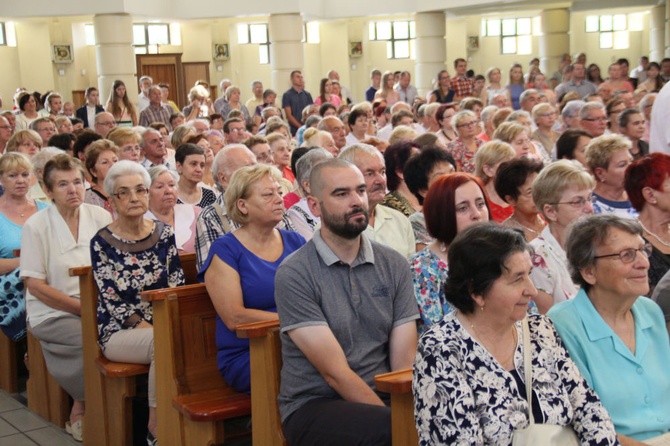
223, 117, 244, 134
453, 58, 466, 68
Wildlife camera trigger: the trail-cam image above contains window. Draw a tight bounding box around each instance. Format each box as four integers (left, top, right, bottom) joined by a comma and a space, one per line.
368, 20, 415, 59
85, 24, 95, 46
585, 14, 629, 49
0, 23, 6, 46
133, 23, 173, 54
481, 18, 532, 55
237, 23, 270, 64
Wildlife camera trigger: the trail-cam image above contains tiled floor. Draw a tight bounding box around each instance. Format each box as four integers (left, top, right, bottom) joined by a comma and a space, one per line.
0, 390, 79, 446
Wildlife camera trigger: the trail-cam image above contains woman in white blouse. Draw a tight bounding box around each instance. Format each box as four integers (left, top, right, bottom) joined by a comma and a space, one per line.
20, 154, 112, 441
529, 160, 595, 313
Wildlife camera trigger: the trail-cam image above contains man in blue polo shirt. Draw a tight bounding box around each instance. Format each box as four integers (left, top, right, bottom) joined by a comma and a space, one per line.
282, 70, 313, 136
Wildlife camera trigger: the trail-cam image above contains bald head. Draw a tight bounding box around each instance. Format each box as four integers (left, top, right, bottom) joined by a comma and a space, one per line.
94, 112, 116, 137
213, 144, 257, 191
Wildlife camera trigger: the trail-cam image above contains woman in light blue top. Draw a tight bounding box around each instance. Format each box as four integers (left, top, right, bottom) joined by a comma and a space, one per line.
548, 214, 670, 444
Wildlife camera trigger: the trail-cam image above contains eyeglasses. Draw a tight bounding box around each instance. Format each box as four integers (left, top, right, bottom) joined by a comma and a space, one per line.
582, 117, 608, 122
97, 121, 115, 127
0, 125, 11, 130
457, 120, 480, 128
112, 187, 149, 201
594, 244, 652, 263
548, 194, 596, 208
539, 112, 556, 118
229, 127, 244, 133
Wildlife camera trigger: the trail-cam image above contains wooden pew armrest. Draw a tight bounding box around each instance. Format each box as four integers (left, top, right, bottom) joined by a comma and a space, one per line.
69, 266, 90, 277
236, 320, 280, 339
374, 368, 413, 394
141, 283, 207, 303
95, 357, 150, 378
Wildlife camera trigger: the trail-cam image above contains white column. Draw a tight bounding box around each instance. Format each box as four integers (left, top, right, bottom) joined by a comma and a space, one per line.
93, 14, 136, 101
415, 12, 446, 99
651, 4, 665, 62
269, 13, 304, 94
539, 9, 570, 78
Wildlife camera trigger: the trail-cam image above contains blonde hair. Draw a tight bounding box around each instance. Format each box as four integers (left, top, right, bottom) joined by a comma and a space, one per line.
188, 85, 210, 102
531, 103, 554, 123
0, 152, 32, 176
224, 164, 284, 225
492, 122, 527, 144
6, 130, 42, 153
388, 125, 417, 146
474, 141, 516, 182
532, 159, 595, 219
107, 127, 141, 147
584, 134, 631, 174
266, 133, 287, 148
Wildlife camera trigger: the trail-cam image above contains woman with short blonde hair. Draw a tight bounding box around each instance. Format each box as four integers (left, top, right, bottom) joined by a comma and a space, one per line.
474, 140, 516, 222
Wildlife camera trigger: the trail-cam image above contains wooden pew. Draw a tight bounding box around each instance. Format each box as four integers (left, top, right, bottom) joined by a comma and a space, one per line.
374, 369, 418, 446
236, 320, 285, 446
142, 283, 251, 446
69, 252, 199, 445
0, 332, 17, 393
11, 248, 69, 427
236, 320, 419, 446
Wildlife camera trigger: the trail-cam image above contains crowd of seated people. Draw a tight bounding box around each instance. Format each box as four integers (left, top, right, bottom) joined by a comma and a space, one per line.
0, 50, 669, 445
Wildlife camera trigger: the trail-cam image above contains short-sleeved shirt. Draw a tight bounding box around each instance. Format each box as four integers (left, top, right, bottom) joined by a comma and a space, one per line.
20, 204, 113, 327
364, 204, 415, 258
592, 194, 638, 219
365, 87, 378, 102
409, 248, 450, 334
139, 103, 173, 130
548, 290, 670, 441
198, 229, 305, 393
275, 230, 419, 421
281, 87, 314, 135
451, 76, 474, 98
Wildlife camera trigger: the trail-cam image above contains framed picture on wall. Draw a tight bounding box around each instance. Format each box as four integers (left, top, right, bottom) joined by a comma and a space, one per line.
213, 43, 229, 61
349, 41, 363, 58
467, 36, 479, 51
52, 44, 73, 63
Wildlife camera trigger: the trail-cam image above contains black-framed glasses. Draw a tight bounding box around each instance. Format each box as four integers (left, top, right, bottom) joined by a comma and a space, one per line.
594, 244, 652, 263
548, 194, 596, 209
112, 187, 149, 201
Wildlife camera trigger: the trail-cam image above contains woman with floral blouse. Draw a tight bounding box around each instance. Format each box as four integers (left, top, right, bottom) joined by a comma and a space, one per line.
413, 223, 619, 445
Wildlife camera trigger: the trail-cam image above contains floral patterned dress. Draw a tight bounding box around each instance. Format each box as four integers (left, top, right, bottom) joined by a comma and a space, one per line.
413, 312, 620, 446
446, 138, 484, 174
91, 221, 185, 349
409, 248, 450, 335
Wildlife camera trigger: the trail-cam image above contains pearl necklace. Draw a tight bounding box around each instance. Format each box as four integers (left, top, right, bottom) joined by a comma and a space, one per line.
637, 218, 670, 248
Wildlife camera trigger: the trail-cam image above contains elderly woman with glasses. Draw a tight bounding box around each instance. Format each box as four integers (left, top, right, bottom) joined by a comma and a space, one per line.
21, 154, 113, 441
549, 214, 670, 445
91, 160, 185, 445
530, 160, 595, 313
446, 110, 484, 174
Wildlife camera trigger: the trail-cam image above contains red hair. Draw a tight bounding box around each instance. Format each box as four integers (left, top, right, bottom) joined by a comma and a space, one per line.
625, 153, 670, 211
423, 172, 490, 244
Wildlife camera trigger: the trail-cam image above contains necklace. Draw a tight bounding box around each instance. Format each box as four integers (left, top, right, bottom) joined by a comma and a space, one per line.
441, 129, 454, 142
637, 218, 670, 248
509, 214, 544, 236
467, 317, 517, 366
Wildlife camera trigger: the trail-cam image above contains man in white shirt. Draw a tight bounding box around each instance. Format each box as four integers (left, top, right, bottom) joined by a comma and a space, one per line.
394, 71, 418, 105
338, 144, 415, 258
137, 76, 153, 113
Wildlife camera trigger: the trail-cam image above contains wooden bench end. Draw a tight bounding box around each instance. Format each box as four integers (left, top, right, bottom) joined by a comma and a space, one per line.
236, 320, 280, 339
374, 368, 413, 394
172, 390, 251, 422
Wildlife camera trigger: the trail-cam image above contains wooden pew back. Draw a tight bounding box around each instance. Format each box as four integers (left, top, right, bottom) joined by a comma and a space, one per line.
142, 283, 251, 445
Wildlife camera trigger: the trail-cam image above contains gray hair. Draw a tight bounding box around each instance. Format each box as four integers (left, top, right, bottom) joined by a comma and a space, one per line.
261, 106, 278, 121
519, 88, 538, 104
562, 100, 586, 120
566, 214, 643, 292
212, 144, 254, 192
29, 117, 53, 131
579, 102, 605, 121
450, 110, 477, 132
250, 80, 262, 90
338, 143, 382, 164
31, 147, 63, 177
481, 105, 499, 123
187, 119, 210, 130
103, 160, 151, 196
506, 110, 532, 123
304, 115, 322, 129
639, 93, 656, 112
295, 148, 333, 195
147, 165, 178, 184
140, 128, 161, 148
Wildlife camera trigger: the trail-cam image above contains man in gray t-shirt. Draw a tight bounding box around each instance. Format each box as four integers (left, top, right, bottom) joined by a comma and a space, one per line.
275, 159, 419, 446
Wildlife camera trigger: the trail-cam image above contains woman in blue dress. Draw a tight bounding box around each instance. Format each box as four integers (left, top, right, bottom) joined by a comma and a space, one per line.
507, 63, 526, 110
199, 164, 305, 393
0, 153, 48, 341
